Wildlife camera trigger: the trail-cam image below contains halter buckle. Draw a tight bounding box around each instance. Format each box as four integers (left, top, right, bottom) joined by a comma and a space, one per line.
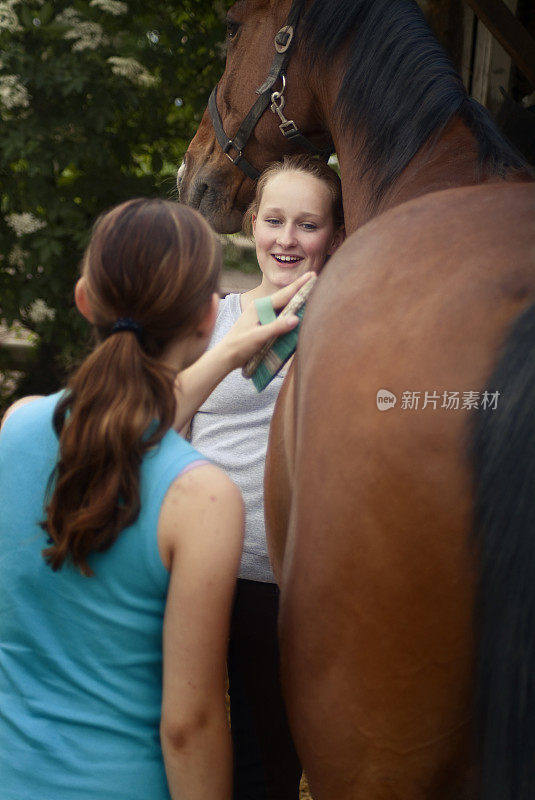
223, 140, 243, 165
279, 119, 298, 137
274, 25, 294, 54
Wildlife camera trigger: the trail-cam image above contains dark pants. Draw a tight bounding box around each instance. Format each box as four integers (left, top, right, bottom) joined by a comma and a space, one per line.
228, 579, 302, 800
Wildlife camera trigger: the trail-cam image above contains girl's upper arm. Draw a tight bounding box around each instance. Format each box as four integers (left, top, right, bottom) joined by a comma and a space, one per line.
159, 465, 244, 725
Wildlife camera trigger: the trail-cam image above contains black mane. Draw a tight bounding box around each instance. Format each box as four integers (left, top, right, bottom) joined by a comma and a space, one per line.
303, 0, 530, 202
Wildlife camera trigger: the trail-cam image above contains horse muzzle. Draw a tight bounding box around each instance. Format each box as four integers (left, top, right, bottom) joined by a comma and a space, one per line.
178, 151, 253, 234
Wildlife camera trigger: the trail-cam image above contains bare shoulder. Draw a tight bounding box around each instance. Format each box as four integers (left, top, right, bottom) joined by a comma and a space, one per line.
158, 463, 244, 570
1, 395, 43, 430
164, 463, 244, 535
166, 462, 243, 508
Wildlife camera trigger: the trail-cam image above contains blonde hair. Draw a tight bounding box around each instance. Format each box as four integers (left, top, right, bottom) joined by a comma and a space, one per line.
243, 154, 344, 235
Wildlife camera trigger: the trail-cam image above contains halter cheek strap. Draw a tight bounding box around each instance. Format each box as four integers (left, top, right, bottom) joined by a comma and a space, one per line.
209, 87, 262, 180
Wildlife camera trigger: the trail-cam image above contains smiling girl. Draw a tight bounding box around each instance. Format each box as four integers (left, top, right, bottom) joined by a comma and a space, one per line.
189, 154, 345, 800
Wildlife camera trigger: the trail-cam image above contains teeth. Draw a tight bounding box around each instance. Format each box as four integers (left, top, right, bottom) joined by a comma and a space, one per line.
274, 255, 301, 263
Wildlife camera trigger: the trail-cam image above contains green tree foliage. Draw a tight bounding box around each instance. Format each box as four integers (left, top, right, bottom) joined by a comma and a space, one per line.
0, 0, 229, 404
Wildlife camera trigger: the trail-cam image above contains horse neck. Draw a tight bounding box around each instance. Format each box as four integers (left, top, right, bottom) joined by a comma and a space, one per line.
334, 118, 483, 234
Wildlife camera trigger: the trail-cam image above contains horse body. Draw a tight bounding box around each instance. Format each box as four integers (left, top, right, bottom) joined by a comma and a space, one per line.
272, 182, 535, 798
180, 2, 535, 796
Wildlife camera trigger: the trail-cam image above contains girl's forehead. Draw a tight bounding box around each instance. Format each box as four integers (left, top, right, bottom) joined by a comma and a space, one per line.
259, 171, 332, 212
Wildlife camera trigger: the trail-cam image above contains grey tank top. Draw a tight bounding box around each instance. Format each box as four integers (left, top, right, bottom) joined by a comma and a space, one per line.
190, 293, 285, 583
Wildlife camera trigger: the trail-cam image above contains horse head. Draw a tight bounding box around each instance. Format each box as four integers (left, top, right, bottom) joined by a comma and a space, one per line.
178, 0, 332, 233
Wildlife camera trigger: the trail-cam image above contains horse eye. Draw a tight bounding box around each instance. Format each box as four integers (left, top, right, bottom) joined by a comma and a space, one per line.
226, 18, 240, 40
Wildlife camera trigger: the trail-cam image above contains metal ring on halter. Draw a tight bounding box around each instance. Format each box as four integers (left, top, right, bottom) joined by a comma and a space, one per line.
276, 73, 287, 96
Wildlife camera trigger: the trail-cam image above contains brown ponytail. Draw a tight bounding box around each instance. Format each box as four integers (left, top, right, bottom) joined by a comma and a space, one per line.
42, 199, 220, 576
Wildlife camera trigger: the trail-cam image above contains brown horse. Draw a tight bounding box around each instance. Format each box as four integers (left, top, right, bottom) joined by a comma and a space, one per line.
179, 2, 535, 798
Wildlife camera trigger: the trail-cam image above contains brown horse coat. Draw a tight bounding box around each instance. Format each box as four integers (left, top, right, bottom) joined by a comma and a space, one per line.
268, 182, 535, 798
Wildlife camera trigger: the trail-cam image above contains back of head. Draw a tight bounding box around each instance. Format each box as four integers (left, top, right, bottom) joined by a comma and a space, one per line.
85, 198, 220, 354
43, 199, 221, 576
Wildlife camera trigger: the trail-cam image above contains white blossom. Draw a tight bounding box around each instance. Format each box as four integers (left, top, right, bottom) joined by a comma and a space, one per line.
0, 75, 30, 110
6, 212, 47, 237
107, 57, 158, 87
0, 2, 22, 33
8, 245, 29, 269
27, 298, 55, 323
64, 20, 108, 51
89, 0, 128, 16
0, 321, 36, 345
56, 10, 109, 51
56, 8, 81, 25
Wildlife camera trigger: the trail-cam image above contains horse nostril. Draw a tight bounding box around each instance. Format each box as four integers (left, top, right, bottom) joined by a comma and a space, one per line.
188, 179, 209, 210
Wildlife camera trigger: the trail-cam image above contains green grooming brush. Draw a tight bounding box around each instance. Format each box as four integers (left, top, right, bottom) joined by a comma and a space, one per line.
242, 275, 317, 392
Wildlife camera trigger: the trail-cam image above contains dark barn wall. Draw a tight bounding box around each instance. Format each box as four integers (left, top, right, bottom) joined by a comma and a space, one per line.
418, 0, 467, 70
418, 0, 535, 164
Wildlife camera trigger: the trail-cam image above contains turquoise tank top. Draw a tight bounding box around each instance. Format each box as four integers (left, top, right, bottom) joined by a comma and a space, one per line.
0, 392, 206, 800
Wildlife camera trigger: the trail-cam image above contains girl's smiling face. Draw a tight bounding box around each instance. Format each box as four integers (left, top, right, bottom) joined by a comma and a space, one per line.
252, 170, 343, 291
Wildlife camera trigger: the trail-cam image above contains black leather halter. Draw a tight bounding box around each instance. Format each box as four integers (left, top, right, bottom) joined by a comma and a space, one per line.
208, 0, 333, 181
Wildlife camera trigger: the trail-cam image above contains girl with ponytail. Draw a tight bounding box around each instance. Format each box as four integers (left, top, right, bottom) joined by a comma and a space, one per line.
0, 198, 303, 800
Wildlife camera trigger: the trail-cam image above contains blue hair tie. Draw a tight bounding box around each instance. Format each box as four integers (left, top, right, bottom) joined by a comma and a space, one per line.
109, 317, 144, 343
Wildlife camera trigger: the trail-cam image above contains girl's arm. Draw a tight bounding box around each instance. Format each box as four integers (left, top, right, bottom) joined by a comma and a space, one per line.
158, 464, 244, 800
173, 272, 312, 431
